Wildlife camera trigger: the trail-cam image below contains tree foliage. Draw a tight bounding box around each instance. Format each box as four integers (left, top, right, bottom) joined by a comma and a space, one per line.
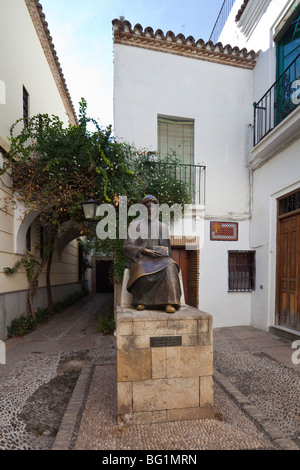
3, 99, 192, 317
130, 151, 192, 207
5, 99, 143, 225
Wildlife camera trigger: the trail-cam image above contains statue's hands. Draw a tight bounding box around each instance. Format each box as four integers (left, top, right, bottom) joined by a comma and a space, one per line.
142, 248, 162, 258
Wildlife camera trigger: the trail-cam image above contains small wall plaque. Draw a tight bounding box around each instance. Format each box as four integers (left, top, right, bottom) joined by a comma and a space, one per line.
210, 222, 238, 241
150, 336, 182, 348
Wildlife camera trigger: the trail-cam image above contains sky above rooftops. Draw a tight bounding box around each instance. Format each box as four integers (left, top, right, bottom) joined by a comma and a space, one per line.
41, 0, 224, 129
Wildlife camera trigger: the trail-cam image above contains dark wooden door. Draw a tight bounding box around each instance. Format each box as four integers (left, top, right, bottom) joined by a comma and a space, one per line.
172, 248, 189, 305
96, 261, 114, 293
276, 214, 300, 331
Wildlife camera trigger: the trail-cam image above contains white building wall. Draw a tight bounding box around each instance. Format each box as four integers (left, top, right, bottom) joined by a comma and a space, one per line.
0, 0, 71, 151
250, 138, 300, 331
218, 0, 293, 115
114, 43, 254, 327
218, 0, 289, 50
114, 44, 253, 218
199, 218, 251, 327
113, 0, 300, 331
0, 0, 79, 340
217, 0, 300, 331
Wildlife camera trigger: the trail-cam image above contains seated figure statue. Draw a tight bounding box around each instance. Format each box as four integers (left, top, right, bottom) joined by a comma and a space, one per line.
123, 195, 181, 314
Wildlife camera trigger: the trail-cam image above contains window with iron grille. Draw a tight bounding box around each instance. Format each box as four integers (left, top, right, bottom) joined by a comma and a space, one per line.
23, 86, 29, 127
228, 251, 255, 292
279, 189, 300, 216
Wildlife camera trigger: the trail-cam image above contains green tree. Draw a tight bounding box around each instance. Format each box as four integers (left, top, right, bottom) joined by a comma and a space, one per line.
2, 99, 192, 318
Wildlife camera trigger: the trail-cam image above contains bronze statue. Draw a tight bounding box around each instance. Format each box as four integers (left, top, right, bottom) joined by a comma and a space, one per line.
123, 195, 181, 314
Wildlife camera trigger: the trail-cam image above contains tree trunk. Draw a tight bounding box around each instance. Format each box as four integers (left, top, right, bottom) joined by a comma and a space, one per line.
26, 273, 39, 319
25, 226, 57, 319
26, 252, 50, 319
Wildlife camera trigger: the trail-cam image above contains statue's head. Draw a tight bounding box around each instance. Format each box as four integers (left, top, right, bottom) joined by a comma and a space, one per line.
141, 195, 159, 220
141, 195, 158, 205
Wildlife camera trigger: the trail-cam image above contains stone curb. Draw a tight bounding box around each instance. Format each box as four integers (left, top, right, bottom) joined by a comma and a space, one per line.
213, 368, 299, 451
51, 363, 93, 451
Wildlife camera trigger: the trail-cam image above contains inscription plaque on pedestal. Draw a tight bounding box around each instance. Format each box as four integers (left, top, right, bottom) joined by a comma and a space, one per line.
150, 336, 182, 348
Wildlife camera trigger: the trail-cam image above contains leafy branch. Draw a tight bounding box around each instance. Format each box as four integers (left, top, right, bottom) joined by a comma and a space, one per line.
4, 257, 40, 281
3, 98, 193, 318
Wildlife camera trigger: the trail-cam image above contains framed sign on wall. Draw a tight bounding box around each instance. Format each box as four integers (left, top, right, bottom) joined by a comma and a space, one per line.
210, 222, 238, 241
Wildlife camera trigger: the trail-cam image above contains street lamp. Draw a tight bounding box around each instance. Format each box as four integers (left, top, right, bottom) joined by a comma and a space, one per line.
81, 198, 99, 219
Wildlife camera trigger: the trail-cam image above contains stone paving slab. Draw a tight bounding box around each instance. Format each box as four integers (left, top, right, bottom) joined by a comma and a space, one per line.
52, 364, 93, 451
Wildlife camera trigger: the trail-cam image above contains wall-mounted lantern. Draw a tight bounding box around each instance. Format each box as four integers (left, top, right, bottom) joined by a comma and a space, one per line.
81, 198, 99, 219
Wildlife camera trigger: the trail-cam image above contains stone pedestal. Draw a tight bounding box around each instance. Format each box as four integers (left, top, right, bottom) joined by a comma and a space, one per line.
116, 305, 214, 426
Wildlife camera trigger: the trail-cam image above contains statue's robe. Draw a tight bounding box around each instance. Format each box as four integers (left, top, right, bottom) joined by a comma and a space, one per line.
123, 218, 181, 309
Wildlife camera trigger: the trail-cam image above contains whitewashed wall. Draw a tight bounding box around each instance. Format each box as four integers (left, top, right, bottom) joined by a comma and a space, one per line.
218, 0, 292, 106
0, 0, 70, 150
0, 0, 80, 339
114, 43, 254, 327
250, 131, 300, 331
114, 44, 253, 218
218, 0, 300, 331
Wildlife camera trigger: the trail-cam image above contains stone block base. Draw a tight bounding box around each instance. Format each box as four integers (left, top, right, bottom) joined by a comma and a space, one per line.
116, 305, 213, 426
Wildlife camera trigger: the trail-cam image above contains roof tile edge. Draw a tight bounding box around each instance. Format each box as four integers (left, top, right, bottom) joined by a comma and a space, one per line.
26, 0, 78, 125
112, 18, 258, 69
236, 1, 250, 22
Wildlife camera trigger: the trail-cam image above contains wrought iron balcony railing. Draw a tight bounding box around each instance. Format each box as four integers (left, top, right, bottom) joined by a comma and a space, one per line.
146, 162, 206, 206
209, 0, 236, 44
253, 53, 300, 146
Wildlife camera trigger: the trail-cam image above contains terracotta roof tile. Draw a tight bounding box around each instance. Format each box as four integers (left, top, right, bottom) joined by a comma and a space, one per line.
112, 19, 257, 70
25, 0, 78, 125
235, 0, 250, 22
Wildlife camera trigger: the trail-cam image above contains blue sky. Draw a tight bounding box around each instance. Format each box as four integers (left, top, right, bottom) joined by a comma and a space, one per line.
41, 0, 224, 128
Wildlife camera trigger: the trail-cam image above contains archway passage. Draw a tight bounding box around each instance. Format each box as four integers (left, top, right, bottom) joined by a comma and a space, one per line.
96, 260, 114, 293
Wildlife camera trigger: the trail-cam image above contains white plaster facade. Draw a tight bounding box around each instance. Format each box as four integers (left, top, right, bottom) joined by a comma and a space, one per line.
0, 0, 80, 339
218, 0, 300, 334
113, 22, 255, 328
113, 0, 300, 333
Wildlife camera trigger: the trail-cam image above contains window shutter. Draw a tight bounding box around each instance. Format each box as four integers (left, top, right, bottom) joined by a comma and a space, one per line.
158, 117, 194, 165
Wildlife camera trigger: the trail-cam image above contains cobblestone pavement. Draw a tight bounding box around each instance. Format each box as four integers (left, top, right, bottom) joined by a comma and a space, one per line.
73, 327, 299, 451
0, 294, 299, 451
0, 293, 113, 450
213, 327, 300, 449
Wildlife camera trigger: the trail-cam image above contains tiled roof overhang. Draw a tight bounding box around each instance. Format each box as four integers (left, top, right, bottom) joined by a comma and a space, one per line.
112, 19, 257, 70
235, 1, 250, 22
25, 0, 78, 125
